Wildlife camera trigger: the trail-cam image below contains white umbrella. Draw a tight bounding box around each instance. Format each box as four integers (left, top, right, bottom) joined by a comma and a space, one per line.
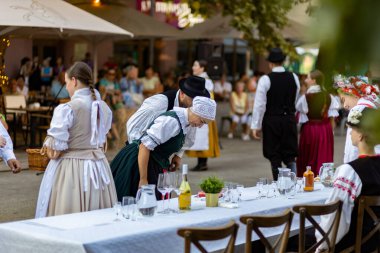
72, 2, 182, 38
0, 0, 134, 81
0, 0, 133, 37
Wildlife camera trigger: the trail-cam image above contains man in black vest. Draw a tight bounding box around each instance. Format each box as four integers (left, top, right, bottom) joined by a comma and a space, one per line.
127, 75, 210, 170
251, 48, 300, 180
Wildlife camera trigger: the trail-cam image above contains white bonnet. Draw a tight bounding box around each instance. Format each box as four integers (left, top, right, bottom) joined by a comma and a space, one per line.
191, 96, 217, 121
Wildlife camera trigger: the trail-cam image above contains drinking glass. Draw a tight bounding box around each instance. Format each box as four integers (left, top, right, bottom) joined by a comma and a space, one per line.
285, 182, 297, 199
122, 196, 135, 219
221, 186, 230, 202
113, 202, 122, 221
169, 172, 181, 213
259, 178, 268, 198
236, 184, 244, 202
256, 182, 263, 198
164, 172, 175, 212
157, 173, 169, 213
296, 177, 304, 193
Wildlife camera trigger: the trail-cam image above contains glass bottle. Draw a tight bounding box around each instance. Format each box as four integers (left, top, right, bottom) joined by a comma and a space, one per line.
303, 166, 314, 191
178, 164, 191, 210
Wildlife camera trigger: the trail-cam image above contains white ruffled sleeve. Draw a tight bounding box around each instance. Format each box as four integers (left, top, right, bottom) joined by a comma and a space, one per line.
296, 94, 309, 123
140, 115, 181, 151
44, 104, 74, 151
316, 164, 362, 252
0, 122, 16, 164
328, 95, 340, 118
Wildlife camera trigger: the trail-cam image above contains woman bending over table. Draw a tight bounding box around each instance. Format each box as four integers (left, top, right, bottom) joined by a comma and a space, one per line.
111, 96, 216, 201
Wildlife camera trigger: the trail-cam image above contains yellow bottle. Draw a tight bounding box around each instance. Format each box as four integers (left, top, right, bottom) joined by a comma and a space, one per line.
178, 164, 191, 210
303, 166, 314, 192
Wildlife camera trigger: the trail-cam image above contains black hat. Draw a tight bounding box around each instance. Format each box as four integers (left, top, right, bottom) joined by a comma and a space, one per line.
179, 76, 210, 98
267, 48, 286, 63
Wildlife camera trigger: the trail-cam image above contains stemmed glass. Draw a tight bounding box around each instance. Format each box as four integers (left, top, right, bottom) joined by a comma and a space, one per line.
157, 173, 169, 214
164, 172, 175, 212
169, 171, 181, 213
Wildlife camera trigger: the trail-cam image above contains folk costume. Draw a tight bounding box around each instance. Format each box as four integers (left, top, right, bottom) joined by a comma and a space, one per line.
251, 48, 300, 180
112, 97, 216, 200
296, 84, 339, 176
35, 88, 117, 218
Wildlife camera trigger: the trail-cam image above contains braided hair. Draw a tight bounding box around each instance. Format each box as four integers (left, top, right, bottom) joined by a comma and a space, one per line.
66, 61, 96, 100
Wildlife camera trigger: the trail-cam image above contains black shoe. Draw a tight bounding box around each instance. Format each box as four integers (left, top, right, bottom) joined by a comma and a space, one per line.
190, 164, 208, 171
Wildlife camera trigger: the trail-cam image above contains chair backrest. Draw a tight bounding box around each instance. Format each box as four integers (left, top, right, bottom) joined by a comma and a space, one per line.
3, 95, 27, 113
292, 199, 343, 253
240, 209, 294, 253
177, 220, 239, 253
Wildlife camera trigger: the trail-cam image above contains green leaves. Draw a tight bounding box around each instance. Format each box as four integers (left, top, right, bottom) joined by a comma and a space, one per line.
199, 176, 224, 194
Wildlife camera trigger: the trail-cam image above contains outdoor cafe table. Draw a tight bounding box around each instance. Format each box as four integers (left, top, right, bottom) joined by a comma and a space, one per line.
0, 185, 332, 253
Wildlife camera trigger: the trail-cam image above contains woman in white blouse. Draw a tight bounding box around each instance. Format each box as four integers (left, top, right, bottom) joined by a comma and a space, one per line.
35, 62, 117, 218
111, 97, 216, 200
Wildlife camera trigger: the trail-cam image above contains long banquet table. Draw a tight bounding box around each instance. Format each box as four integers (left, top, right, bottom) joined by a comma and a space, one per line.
0, 185, 332, 253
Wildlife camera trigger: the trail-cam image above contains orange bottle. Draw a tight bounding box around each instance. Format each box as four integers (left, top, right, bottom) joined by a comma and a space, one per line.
303, 166, 314, 191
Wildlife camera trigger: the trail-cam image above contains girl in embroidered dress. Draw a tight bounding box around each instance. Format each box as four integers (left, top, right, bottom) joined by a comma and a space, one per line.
296, 70, 339, 176
111, 97, 216, 200
315, 107, 380, 252
334, 75, 380, 163
35, 62, 117, 218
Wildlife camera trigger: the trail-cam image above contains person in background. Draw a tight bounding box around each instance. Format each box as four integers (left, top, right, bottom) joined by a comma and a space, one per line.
7, 78, 20, 95
228, 81, 250, 141
35, 62, 117, 218
141, 66, 162, 98
53, 57, 65, 77
296, 70, 339, 176
16, 75, 28, 98
40, 57, 53, 91
19, 57, 32, 87
214, 74, 232, 102
82, 52, 93, 70
29, 56, 41, 91
315, 107, 380, 252
120, 65, 144, 108
50, 71, 69, 99
163, 71, 178, 92
112, 96, 216, 200
187, 60, 220, 171
251, 48, 300, 180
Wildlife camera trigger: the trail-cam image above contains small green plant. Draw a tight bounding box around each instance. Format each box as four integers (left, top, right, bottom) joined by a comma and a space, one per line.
199, 176, 224, 194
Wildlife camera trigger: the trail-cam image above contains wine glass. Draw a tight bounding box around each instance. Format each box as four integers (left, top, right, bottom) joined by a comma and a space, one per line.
169, 172, 181, 213
157, 173, 169, 214
164, 172, 175, 212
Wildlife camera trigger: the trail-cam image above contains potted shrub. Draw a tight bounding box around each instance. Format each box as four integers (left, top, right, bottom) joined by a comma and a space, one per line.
199, 176, 224, 207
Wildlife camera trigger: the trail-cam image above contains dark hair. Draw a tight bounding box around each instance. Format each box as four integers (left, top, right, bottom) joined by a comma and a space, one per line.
310, 69, 325, 87
197, 60, 208, 71
66, 62, 96, 100
16, 75, 25, 81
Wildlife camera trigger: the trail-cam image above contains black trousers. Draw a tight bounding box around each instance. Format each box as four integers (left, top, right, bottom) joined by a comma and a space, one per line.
262, 115, 298, 179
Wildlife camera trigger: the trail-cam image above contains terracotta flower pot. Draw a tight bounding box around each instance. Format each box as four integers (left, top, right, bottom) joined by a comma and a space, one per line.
205, 193, 219, 207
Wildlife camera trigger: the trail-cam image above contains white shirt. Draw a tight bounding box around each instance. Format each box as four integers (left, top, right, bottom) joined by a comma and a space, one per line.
140, 107, 189, 150
250, 66, 300, 130
316, 164, 362, 252
296, 85, 340, 124
126, 92, 195, 157
214, 80, 232, 98
0, 123, 16, 164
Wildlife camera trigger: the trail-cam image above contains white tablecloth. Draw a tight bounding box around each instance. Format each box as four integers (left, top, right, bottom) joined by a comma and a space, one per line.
0, 185, 332, 253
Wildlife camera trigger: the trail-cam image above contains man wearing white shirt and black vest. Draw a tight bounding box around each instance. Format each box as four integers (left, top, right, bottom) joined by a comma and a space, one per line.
251, 48, 300, 180
126, 76, 210, 170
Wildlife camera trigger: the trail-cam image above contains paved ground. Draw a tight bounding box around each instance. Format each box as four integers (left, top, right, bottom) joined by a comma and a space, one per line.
0, 134, 345, 223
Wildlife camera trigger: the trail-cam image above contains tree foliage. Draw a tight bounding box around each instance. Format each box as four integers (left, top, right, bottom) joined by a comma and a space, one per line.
187, 0, 312, 58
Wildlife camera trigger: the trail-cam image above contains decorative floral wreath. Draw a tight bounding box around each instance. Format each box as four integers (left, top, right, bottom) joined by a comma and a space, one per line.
334, 75, 380, 99
347, 109, 362, 126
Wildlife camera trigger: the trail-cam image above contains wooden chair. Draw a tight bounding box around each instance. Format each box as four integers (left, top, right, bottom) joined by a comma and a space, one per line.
240, 209, 294, 253
340, 195, 380, 253
177, 220, 239, 253
292, 199, 343, 253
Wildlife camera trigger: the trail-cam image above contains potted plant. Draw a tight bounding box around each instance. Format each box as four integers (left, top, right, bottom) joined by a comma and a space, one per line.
199, 176, 224, 207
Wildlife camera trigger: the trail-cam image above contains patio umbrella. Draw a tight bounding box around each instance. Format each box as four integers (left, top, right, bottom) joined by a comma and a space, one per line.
0, 0, 133, 37
0, 0, 133, 81
72, 2, 182, 38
